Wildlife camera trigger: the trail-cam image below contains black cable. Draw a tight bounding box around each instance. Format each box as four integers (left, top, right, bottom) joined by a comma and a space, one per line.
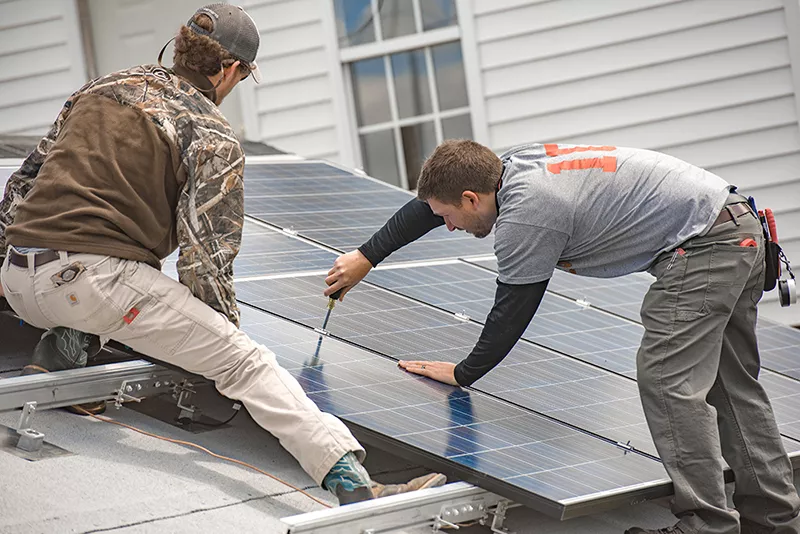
177, 405, 241, 428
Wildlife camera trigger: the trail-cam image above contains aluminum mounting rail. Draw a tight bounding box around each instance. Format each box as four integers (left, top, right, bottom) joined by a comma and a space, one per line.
0, 360, 183, 413
281, 481, 513, 534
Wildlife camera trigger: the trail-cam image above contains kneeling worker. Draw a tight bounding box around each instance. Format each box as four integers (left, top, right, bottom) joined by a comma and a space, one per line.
325, 140, 800, 532
0, 4, 443, 505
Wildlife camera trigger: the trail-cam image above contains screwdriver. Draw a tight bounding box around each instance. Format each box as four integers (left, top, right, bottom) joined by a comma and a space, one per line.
311, 287, 344, 362
321, 287, 344, 332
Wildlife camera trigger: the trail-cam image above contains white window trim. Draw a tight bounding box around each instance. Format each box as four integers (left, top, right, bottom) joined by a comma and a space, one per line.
340, 26, 461, 63
321, 0, 357, 166
325, 0, 487, 183
455, 0, 489, 145
781, 0, 800, 134
358, 106, 471, 134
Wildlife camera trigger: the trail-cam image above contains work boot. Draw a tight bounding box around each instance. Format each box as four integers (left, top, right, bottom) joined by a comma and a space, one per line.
322, 451, 374, 505
22, 328, 106, 415
372, 472, 447, 498
625, 524, 694, 534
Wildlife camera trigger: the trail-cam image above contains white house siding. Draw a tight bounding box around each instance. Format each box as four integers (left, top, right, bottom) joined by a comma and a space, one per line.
472, 0, 800, 324
239, 0, 342, 162
0, 0, 87, 135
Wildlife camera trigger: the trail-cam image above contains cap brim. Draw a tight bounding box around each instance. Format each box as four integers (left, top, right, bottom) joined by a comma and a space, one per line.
250, 62, 262, 84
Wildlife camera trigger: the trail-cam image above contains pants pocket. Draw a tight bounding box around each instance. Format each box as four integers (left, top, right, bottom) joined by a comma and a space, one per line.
671, 247, 712, 322
36, 258, 129, 335
3, 287, 31, 325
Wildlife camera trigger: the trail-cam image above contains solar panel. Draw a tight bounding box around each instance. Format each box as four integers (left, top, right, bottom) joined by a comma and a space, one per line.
236, 304, 671, 518
242, 161, 495, 263
368, 262, 643, 378
235, 274, 659, 456
160, 218, 336, 281
479, 261, 800, 382
461, 259, 800, 445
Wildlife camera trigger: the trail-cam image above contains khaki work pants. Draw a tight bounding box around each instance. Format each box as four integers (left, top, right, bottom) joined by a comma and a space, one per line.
1, 250, 364, 484
640, 199, 800, 534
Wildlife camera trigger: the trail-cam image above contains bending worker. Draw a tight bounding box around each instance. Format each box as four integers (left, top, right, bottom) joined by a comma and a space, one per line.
325, 140, 800, 533
0, 4, 443, 506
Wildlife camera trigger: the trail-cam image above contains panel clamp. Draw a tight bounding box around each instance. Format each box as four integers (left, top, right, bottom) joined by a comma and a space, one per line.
616, 440, 634, 454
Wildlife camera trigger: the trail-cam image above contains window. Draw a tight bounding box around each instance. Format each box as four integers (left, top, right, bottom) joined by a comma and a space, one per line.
334, 0, 473, 190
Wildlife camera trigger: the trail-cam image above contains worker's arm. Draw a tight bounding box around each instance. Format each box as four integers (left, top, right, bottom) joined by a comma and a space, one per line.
358, 198, 444, 266
455, 279, 548, 385
400, 221, 568, 386
0, 97, 74, 262
175, 141, 245, 327
325, 198, 444, 298
399, 279, 548, 385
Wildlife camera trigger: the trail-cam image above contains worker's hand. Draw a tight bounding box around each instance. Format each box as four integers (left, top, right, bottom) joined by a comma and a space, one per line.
398, 360, 459, 386
324, 249, 372, 301
0, 281, 4, 299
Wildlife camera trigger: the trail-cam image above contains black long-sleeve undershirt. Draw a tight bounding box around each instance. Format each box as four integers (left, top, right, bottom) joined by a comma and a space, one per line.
358, 198, 444, 267
454, 278, 548, 386
357, 197, 549, 387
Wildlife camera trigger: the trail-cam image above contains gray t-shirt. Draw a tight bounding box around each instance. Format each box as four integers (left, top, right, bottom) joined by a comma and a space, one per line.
495, 143, 731, 284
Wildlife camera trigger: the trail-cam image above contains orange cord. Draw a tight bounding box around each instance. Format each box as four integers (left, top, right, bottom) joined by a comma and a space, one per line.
74, 406, 333, 509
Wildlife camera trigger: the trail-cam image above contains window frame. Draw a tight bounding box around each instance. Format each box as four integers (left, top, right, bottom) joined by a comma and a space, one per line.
325, 0, 485, 189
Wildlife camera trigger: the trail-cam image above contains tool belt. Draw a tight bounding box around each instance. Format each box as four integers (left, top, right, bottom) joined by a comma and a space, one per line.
748, 201, 792, 294
8, 248, 63, 269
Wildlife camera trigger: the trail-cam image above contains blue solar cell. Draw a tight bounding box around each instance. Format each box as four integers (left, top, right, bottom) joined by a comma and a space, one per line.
235, 274, 660, 456
242, 161, 495, 263
367, 262, 643, 377
238, 302, 670, 516
161, 218, 335, 281
449, 260, 800, 447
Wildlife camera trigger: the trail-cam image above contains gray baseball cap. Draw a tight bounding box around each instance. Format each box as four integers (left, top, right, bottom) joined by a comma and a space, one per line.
188, 3, 262, 83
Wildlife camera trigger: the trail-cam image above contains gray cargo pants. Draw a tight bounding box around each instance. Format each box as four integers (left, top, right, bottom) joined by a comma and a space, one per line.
639, 195, 800, 533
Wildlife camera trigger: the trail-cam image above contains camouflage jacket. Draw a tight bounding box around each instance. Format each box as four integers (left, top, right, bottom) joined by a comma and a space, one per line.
0, 65, 244, 326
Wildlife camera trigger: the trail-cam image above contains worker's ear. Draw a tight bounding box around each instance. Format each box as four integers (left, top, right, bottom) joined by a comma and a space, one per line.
223, 60, 241, 81
462, 190, 480, 208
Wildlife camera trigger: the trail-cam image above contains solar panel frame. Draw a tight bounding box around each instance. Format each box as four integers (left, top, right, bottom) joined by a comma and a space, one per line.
236, 303, 672, 519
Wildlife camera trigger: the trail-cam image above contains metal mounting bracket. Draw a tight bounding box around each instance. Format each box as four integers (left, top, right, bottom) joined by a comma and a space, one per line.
488, 500, 512, 533
433, 499, 488, 530
114, 377, 175, 409
15, 401, 44, 452
174, 381, 200, 421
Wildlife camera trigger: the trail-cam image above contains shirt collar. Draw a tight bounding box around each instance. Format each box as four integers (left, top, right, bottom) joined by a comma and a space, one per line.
170, 64, 217, 104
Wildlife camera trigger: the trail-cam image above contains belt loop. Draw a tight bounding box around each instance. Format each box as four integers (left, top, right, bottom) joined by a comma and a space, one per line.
58, 250, 69, 266
26, 252, 35, 277
726, 206, 740, 227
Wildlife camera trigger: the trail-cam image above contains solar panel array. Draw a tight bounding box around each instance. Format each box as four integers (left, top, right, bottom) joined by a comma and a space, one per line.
243, 163, 495, 263
4, 158, 800, 519
365, 262, 800, 451
237, 304, 670, 516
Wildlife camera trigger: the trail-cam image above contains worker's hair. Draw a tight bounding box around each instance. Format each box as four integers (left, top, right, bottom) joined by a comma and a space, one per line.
173, 13, 250, 79
416, 140, 503, 205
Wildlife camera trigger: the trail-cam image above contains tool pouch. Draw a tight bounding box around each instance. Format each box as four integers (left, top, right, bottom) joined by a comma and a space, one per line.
764, 240, 781, 292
